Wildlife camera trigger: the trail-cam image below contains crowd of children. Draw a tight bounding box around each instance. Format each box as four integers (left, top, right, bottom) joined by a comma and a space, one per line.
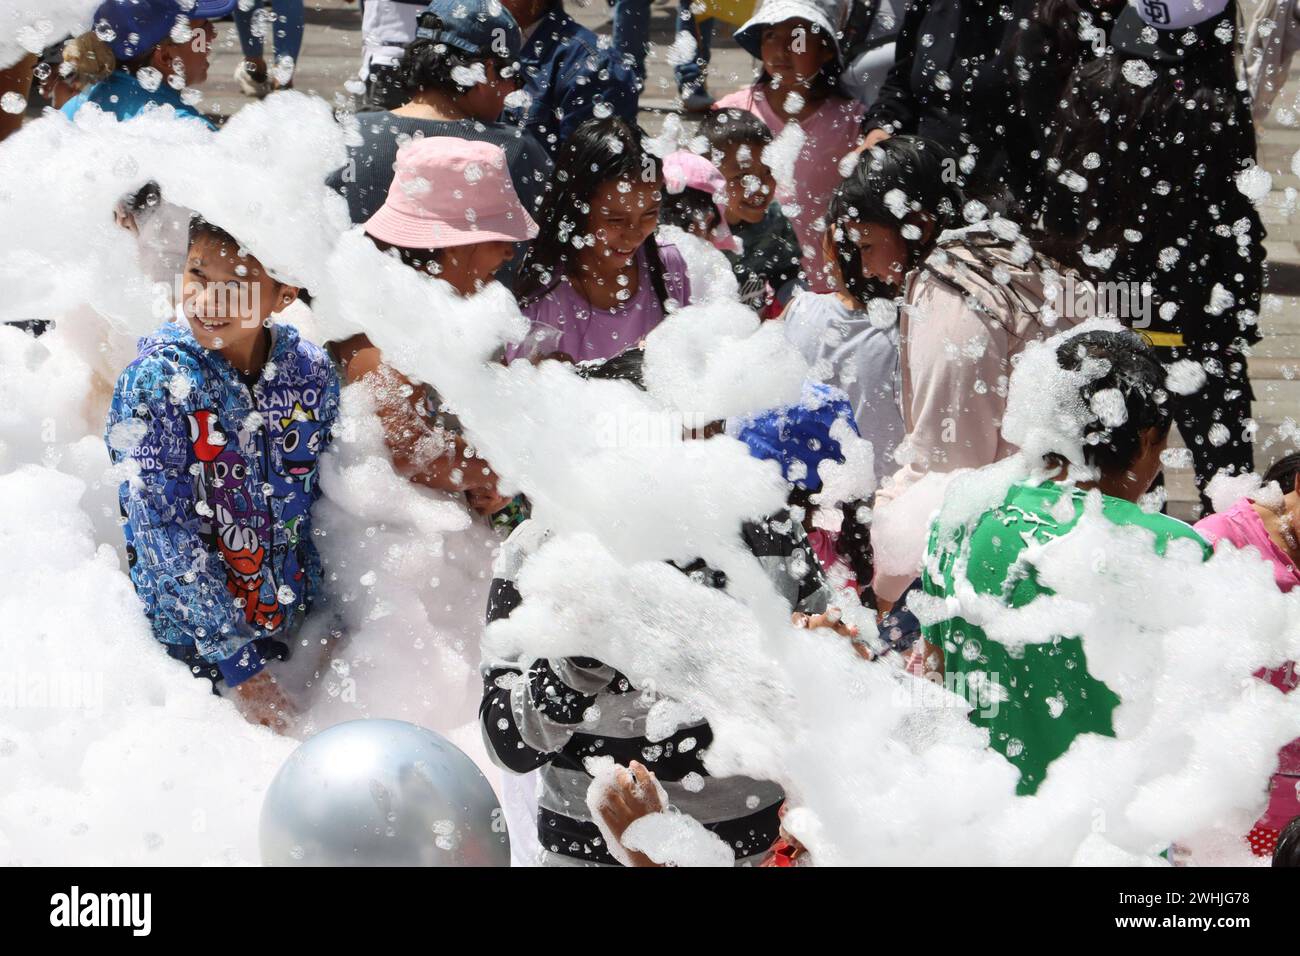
8, 0, 1296, 866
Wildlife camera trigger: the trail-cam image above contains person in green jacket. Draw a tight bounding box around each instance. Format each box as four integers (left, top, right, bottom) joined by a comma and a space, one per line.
918, 328, 1211, 795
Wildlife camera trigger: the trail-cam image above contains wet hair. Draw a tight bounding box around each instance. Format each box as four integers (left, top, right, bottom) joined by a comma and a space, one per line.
826, 135, 961, 301
699, 108, 774, 163
1263, 453, 1300, 493
515, 117, 670, 310
1054, 329, 1173, 474
660, 185, 720, 237
573, 346, 646, 387
366, 234, 446, 271
1275, 815, 1300, 867
400, 12, 515, 98
187, 215, 243, 251
126, 180, 162, 216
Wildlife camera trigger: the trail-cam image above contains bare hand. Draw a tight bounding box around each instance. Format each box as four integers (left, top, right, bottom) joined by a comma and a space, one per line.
862, 127, 892, 150
793, 608, 873, 659
595, 761, 665, 867
232, 669, 296, 734
466, 486, 513, 517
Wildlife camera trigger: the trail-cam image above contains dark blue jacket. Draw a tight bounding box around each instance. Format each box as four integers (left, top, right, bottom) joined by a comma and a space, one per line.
504, 3, 639, 158
105, 320, 339, 685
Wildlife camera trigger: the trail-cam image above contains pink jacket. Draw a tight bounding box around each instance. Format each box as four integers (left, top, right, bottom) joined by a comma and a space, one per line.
1194, 498, 1300, 830
872, 224, 1089, 602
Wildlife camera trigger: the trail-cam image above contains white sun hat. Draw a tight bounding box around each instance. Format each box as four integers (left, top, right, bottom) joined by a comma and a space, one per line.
733, 0, 851, 64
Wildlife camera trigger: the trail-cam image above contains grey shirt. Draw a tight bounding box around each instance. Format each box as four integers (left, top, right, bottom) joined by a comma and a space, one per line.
782, 290, 905, 483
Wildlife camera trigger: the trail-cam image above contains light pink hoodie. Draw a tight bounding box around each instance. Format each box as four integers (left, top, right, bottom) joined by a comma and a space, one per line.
872, 224, 1090, 602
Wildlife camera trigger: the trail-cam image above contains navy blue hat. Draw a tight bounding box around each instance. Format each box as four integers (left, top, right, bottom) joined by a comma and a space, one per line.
738, 382, 859, 493
415, 0, 523, 62
93, 0, 236, 62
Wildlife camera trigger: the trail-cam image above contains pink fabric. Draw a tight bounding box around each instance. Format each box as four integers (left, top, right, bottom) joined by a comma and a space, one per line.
806, 527, 858, 594
1194, 498, 1300, 830
507, 242, 692, 363
870, 231, 1087, 602
365, 137, 538, 249
712, 87, 865, 294
1194, 499, 1300, 593
662, 151, 739, 254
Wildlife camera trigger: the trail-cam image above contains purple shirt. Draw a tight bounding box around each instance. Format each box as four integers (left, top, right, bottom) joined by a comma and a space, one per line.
508, 243, 692, 363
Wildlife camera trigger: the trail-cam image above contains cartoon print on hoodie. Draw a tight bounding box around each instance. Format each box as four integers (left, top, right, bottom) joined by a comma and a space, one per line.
106, 319, 339, 685
274, 402, 325, 495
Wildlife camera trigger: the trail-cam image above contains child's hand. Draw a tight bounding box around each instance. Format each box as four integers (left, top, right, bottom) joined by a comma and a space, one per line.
232, 670, 297, 734
466, 486, 513, 517
793, 608, 873, 660
593, 761, 665, 868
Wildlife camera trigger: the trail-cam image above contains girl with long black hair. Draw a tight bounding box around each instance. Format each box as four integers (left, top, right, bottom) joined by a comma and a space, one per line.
508, 117, 692, 363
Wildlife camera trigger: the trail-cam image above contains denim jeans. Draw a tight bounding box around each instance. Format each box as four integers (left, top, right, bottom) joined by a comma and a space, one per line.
611, 0, 713, 92
234, 0, 306, 65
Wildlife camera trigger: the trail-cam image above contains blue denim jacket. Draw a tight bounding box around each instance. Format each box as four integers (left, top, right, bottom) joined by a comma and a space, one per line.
106, 320, 339, 685
504, 3, 639, 157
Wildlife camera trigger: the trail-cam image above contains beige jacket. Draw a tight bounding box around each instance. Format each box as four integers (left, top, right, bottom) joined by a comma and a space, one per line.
1245, 0, 1300, 124
872, 223, 1091, 602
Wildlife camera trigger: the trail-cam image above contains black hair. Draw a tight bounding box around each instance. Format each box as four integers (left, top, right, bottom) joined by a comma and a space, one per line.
1263, 453, 1300, 493
129, 181, 162, 216
366, 234, 446, 272
1274, 815, 1300, 867
515, 117, 670, 310
187, 215, 243, 251
399, 12, 515, 98
1054, 329, 1173, 474
573, 346, 646, 387
660, 185, 719, 237
1042, 51, 1249, 281
826, 135, 962, 302
699, 108, 774, 164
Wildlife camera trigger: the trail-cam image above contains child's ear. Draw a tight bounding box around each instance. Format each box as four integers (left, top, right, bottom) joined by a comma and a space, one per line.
270, 284, 301, 314
907, 213, 937, 247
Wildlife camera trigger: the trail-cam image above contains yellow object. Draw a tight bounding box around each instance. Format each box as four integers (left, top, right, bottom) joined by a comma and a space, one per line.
1135, 330, 1185, 348
693, 0, 758, 28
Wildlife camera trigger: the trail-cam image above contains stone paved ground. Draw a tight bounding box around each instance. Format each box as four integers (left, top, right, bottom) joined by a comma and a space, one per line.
194, 0, 1300, 518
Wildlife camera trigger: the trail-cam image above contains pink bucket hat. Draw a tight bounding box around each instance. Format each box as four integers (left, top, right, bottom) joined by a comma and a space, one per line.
662, 150, 737, 253
365, 138, 538, 249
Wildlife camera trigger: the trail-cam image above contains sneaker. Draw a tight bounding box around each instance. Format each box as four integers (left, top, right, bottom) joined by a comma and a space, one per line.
234, 61, 271, 98
680, 86, 714, 113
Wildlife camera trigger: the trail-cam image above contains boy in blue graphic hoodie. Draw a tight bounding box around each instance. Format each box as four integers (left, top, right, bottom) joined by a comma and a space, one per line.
106, 215, 340, 730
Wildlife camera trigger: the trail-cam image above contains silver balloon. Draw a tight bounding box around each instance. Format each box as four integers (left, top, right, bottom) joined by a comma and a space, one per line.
259, 719, 510, 866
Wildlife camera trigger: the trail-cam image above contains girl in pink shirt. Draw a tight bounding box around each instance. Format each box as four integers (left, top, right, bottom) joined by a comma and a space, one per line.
716, 0, 866, 294
509, 117, 691, 364
1194, 453, 1300, 857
